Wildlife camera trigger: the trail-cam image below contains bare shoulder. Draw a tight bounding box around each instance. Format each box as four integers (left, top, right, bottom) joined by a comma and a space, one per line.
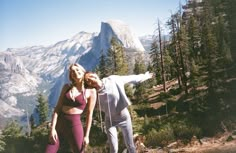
61, 84, 70, 92
86, 88, 97, 97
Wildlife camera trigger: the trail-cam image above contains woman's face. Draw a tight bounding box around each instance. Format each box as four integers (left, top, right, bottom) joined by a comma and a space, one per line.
70, 65, 85, 81
84, 73, 99, 88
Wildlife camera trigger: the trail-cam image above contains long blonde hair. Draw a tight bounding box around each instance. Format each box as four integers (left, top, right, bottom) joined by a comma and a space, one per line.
68, 63, 86, 87
68, 63, 87, 101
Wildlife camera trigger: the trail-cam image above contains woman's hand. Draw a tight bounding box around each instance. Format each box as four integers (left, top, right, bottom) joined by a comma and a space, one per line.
49, 128, 58, 144
145, 71, 155, 79
83, 136, 89, 147
140, 71, 155, 82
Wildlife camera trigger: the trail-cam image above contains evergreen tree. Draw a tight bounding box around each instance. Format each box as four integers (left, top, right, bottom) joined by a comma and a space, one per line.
176, 6, 190, 94
149, 39, 161, 83
1, 121, 22, 138
97, 49, 108, 78
188, 14, 201, 63
0, 136, 6, 152
36, 93, 49, 125
133, 55, 146, 103
133, 55, 146, 74
106, 46, 115, 75
226, 0, 236, 61
30, 114, 35, 129
201, 0, 218, 95
146, 62, 157, 88
1, 121, 23, 153
163, 39, 174, 81
106, 37, 128, 75
216, 13, 232, 66
186, 6, 202, 93
157, 19, 166, 92
167, 12, 183, 88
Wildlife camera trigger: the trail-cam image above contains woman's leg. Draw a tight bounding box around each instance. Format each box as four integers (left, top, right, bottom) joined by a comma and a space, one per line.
45, 138, 60, 153
119, 114, 136, 153
106, 126, 118, 153
69, 124, 84, 152
64, 114, 84, 153
45, 114, 64, 153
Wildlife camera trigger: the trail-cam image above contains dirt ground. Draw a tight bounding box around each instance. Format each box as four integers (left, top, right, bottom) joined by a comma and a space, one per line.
142, 132, 236, 153
170, 139, 236, 153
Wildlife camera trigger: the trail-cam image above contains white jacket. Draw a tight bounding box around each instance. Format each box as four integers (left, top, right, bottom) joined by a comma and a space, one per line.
98, 72, 152, 118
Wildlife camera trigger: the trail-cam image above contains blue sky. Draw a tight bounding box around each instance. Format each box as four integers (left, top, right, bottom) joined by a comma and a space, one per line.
0, 0, 186, 51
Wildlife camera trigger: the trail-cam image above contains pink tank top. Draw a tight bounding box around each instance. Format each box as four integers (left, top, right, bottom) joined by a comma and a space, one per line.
63, 89, 87, 110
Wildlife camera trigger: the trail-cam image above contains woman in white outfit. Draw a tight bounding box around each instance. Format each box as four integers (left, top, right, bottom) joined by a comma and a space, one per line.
84, 72, 154, 153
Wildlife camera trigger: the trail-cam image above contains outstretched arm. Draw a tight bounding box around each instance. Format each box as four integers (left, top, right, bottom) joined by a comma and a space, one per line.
83, 88, 97, 146
113, 71, 154, 85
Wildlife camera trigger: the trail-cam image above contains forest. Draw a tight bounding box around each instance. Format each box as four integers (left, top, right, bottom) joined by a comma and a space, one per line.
0, 0, 235, 152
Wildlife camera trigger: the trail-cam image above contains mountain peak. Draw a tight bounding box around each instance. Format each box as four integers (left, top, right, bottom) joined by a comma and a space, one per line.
101, 20, 145, 52
106, 19, 128, 26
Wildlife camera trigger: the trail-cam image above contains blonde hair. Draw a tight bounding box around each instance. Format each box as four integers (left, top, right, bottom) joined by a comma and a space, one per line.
68, 63, 86, 85
68, 63, 87, 101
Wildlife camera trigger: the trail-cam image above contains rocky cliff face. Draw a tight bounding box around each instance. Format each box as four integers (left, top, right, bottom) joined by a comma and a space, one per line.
0, 52, 38, 118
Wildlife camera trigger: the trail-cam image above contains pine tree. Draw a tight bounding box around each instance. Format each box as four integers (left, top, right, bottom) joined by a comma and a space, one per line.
216, 14, 232, 66
1, 121, 23, 153
30, 114, 35, 129
1, 121, 22, 138
186, 6, 202, 93
149, 39, 161, 83
157, 19, 166, 92
201, 0, 218, 95
146, 62, 157, 88
226, 0, 236, 61
106, 37, 128, 75
163, 38, 174, 81
36, 93, 49, 125
97, 49, 108, 78
176, 6, 190, 94
167, 12, 182, 88
188, 14, 201, 63
0, 136, 6, 152
133, 55, 146, 74
133, 55, 146, 103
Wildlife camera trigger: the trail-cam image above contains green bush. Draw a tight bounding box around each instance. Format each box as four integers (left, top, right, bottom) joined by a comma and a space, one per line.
30, 125, 50, 153
159, 92, 172, 100
145, 125, 175, 148
172, 122, 201, 144
0, 138, 6, 152
141, 119, 161, 134
169, 88, 182, 95
89, 125, 107, 146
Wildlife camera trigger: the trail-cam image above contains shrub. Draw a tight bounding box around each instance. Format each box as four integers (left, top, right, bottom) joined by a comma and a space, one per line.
169, 88, 182, 95
159, 92, 172, 100
145, 125, 175, 148
89, 126, 107, 146
141, 119, 161, 134
172, 122, 201, 144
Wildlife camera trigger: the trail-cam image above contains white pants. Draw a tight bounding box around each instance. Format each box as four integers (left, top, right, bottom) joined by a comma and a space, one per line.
105, 109, 136, 153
